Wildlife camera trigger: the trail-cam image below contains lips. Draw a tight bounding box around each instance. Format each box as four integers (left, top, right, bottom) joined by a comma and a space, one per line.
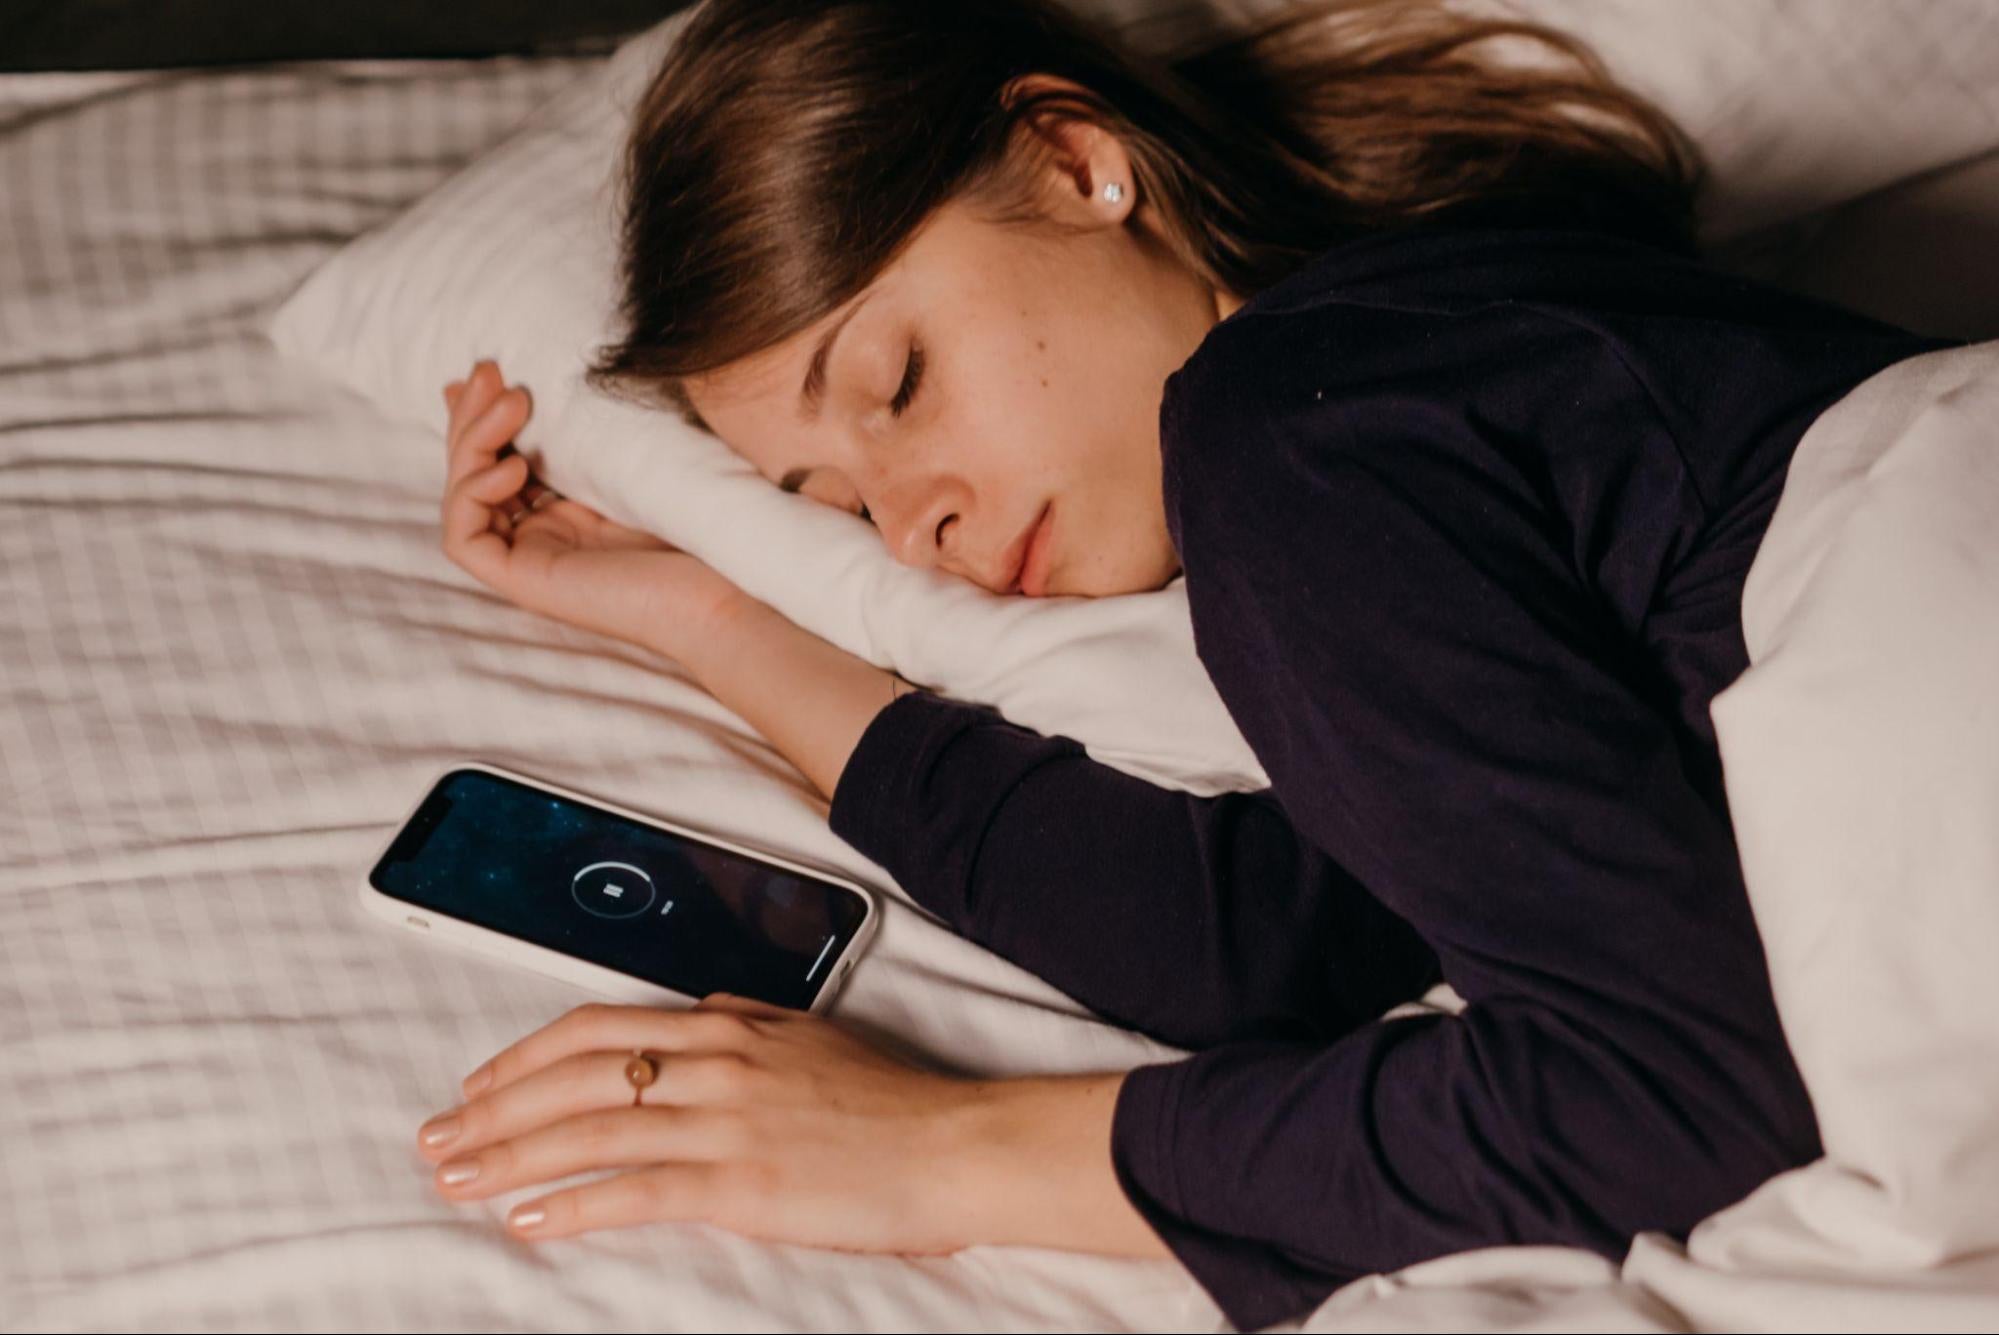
998, 507, 1038, 594
1005, 502, 1053, 597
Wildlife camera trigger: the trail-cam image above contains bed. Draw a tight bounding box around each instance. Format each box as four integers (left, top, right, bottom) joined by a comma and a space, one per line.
4, 6, 1998, 1332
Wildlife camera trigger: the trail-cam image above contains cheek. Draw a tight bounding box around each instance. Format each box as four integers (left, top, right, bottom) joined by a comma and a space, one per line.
998, 343, 1148, 499
962, 391, 1079, 495
1041, 318, 1164, 456
941, 341, 1058, 482
948, 298, 1133, 497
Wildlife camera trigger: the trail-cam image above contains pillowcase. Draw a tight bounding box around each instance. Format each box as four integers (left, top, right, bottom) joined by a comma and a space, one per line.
268, 5, 1265, 796
265, 0, 1999, 798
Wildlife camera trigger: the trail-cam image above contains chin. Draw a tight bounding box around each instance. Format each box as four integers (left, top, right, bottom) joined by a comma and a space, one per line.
1055, 556, 1182, 599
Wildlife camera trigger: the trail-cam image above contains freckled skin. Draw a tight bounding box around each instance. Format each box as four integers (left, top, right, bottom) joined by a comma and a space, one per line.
682, 102, 1241, 599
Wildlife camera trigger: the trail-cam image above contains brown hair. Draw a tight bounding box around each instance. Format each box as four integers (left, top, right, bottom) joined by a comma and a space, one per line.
588, 0, 1704, 430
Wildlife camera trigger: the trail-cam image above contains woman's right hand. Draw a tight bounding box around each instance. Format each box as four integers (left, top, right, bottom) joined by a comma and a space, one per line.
442, 359, 908, 804
440, 360, 747, 660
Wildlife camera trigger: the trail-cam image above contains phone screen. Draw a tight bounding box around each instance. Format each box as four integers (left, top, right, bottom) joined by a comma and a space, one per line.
369, 768, 870, 1010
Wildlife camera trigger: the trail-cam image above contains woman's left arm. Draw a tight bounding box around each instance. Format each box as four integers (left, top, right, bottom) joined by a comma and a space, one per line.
414, 993, 1164, 1259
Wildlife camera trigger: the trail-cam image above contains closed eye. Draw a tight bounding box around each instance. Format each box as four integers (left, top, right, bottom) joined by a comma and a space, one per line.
849, 341, 920, 526
889, 342, 924, 418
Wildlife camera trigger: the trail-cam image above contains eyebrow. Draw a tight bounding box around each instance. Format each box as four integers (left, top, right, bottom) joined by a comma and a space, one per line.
798, 294, 871, 424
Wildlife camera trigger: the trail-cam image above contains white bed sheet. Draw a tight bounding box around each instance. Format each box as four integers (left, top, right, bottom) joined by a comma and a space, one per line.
0, 57, 1204, 1333
4, 42, 1998, 1335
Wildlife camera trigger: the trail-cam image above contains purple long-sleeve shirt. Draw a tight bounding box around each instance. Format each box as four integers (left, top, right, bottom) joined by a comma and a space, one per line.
826, 220, 1965, 1331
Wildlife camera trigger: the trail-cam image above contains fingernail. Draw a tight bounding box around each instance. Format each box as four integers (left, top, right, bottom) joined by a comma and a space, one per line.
510, 1205, 545, 1231
438, 1159, 480, 1186
462, 1065, 493, 1097
421, 1115, 461, 1149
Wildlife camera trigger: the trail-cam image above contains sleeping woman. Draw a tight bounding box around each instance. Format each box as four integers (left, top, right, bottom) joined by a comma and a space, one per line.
414, 0, 1967, 1327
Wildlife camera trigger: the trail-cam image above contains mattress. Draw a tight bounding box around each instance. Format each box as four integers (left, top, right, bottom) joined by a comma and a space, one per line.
4, 43, 1997, 1335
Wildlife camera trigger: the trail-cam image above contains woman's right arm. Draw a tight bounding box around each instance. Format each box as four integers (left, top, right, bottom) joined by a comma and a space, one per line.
664, 591, 910, 808
441, 360, 914, 809
444, 361, 1436, 1052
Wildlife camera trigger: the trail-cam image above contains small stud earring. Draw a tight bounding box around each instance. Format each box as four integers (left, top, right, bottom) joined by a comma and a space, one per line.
1102, 181, 1125, 204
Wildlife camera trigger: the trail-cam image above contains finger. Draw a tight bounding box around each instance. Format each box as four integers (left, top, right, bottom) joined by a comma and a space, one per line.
444, 362, 513, 466
432, 1104, 744, 1202
465, 358, 502, 404
421, 1047, 763, 1175
444, 453, 529, 541
450, 388, 530, 481
422, 1046, 630, 1156
422, 1048, 763, 1167
462, 1002, 763, 1100
696, 992, 800, 1021
505, 1161, 724, 1241
444, 391, 501, 490
444, 397, 526, 505
517, 478, 559, 512
465, 390, 530, 469
445, 362, 502, 449
422, 1049, 629, 1163
441, 456, 529, 584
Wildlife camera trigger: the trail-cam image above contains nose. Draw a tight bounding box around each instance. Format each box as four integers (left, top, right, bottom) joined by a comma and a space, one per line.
876, 476, 962, 572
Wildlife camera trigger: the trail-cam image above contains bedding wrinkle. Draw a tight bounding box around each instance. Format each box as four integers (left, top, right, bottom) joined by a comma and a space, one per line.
9, 7, 1999, 1332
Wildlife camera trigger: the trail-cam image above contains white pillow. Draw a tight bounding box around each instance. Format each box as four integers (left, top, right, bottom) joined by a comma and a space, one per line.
268, 6, 1265, 797
265, 0, 1999, 798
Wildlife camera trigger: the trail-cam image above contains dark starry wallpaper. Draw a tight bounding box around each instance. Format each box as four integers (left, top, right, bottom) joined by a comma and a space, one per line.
370, 769, 868, 1009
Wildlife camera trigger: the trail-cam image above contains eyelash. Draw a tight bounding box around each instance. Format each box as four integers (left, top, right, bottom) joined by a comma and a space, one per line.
889, 342, 925, 418
854, 342, 923, 526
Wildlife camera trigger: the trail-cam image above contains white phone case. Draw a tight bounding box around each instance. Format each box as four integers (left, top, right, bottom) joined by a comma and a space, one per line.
356, 759, 879, 1015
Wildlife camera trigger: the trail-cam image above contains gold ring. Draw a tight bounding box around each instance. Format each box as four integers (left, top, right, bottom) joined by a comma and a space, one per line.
624, 1051, 659, 1106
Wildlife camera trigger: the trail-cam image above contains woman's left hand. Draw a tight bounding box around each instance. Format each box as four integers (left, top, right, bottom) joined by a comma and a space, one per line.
415, 994, 993, 1253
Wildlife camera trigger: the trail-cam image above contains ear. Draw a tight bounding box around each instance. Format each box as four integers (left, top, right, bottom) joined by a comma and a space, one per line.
1000, 72, 1139, 226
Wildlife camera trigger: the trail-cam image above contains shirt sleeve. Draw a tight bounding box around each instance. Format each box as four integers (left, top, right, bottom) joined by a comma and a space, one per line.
826, 688, 1441, 1053
1106, 313, 1824, 1331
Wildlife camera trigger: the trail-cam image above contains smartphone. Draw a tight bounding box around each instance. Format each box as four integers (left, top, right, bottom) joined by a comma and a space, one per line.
360, 761, 878, 1013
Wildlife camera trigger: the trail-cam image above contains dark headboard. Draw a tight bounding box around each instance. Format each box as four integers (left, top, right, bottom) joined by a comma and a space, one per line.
1, 0, 696, 71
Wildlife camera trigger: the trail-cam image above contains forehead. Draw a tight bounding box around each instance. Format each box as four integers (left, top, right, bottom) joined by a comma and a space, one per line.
682, 306, 837, 479
683, 198, 1051, 474
683, 207, 948, 461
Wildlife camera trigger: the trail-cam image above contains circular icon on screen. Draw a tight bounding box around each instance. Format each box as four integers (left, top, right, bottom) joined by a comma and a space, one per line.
570, 860, 656, 920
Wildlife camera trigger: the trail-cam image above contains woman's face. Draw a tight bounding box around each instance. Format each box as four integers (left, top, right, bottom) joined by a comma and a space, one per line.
683, 132, 1238, 599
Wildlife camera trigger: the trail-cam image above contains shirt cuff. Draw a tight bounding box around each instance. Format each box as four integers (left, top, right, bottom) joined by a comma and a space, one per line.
1113, 1058, 1342, 1333
825, 689, 1004, 892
